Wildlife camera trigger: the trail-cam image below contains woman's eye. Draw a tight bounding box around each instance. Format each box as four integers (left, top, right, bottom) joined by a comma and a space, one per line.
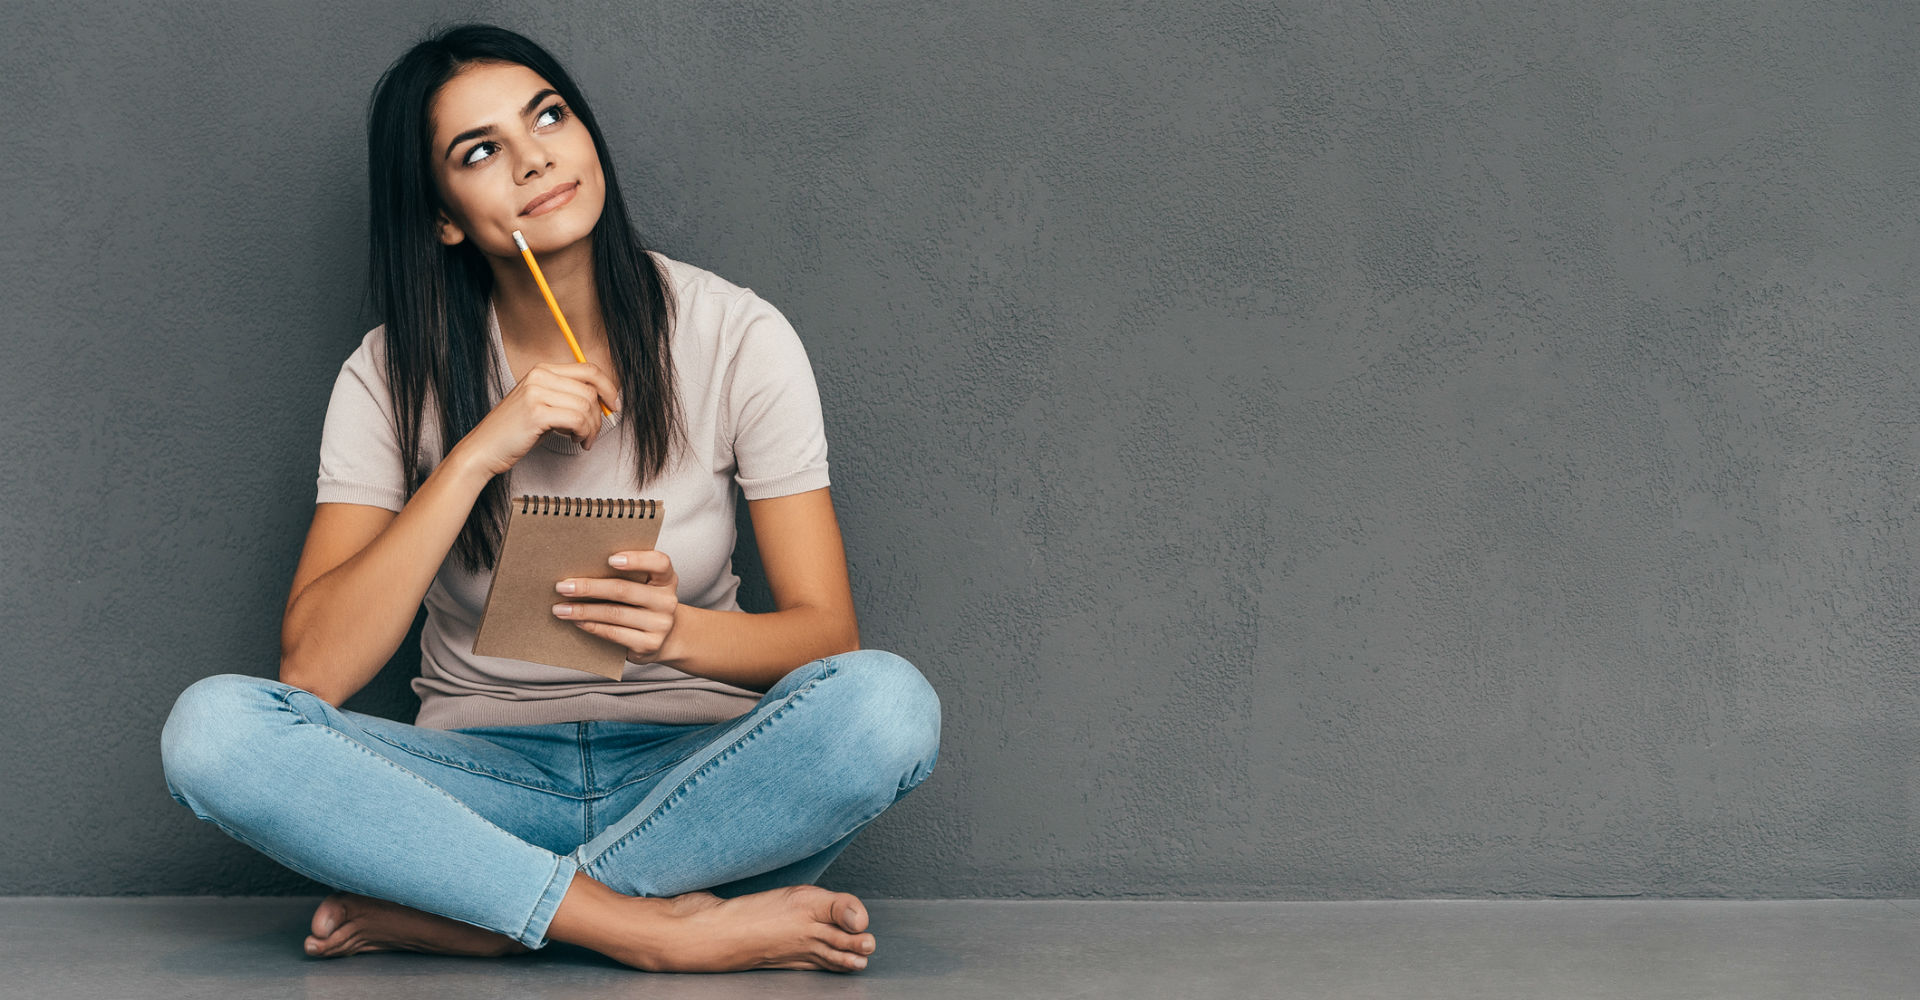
461, 105, 567, 167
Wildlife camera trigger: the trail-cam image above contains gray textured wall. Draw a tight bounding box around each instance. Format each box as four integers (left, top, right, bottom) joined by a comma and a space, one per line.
4, 0, 1917, 899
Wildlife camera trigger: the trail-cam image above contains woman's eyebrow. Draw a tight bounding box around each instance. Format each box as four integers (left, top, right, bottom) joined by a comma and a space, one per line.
443, 88, 561, 160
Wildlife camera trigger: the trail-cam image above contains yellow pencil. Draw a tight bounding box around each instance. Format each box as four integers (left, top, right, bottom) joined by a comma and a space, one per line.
511, 229, 613, 418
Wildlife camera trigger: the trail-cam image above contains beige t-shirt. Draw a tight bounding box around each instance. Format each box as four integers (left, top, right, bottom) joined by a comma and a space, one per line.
314, 252, 830, 729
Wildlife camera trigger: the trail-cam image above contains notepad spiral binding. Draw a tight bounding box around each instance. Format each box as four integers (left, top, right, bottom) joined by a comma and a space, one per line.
515, 495, 661, 518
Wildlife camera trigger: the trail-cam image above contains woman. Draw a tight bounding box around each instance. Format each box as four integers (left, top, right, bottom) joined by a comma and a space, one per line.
159, 23, 940, 974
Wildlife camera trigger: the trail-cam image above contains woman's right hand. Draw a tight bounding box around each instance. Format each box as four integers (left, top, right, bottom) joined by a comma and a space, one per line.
452, 361, 621, 479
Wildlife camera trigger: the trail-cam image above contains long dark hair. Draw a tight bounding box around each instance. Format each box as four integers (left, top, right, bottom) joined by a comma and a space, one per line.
365, 23, 682, 573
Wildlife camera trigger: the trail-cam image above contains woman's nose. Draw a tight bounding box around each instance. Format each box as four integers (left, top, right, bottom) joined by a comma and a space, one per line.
517, 142, 555, 177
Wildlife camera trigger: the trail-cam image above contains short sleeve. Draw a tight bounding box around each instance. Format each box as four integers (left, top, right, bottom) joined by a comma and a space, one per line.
724, 295, 831, 500
315, 335, 408, 512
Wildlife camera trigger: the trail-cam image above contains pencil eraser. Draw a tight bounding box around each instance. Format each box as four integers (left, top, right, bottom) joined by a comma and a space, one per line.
511, 230, 528, 251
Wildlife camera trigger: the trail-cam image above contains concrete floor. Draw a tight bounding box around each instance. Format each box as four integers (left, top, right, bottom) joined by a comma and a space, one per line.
4, 897, 1919, 999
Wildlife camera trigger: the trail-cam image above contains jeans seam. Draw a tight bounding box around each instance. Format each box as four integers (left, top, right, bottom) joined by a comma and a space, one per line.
578, 722, 595, 844
578, 663, 836, 874
593, 751, 705, 796
355, 727, 580, 797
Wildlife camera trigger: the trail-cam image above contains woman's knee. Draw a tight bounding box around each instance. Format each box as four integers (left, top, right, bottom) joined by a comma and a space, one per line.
159, 673, 290, 802
816, 649, 941, 787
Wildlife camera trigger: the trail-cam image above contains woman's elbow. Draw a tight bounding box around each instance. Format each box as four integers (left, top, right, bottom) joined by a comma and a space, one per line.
277, 642, 345, 706
831, 616, 861, 657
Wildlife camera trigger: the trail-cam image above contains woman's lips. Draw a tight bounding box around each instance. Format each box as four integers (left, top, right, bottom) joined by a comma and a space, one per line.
520, 182, 578, 217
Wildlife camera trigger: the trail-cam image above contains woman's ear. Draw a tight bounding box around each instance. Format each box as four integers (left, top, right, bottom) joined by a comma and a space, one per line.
436, 213, 468, 247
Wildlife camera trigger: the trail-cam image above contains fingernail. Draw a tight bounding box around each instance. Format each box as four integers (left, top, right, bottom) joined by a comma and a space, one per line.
853, 956, 867, 968
862, 940, 874, 953
609, 555, 628, 567
553, 604, 572, 617
556, 581, 576, 595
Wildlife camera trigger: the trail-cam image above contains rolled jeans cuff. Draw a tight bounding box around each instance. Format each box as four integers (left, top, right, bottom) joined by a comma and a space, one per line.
517, 854, 582, 949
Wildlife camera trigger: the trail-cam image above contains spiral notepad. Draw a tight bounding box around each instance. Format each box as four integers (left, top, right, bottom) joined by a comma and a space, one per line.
472, 495, 665, 679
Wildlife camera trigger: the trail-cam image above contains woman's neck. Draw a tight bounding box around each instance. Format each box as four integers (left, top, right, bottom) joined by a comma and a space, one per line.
487, 238, 607, 360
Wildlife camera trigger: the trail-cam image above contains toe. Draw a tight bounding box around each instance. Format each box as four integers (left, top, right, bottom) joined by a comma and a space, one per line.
822, 928, 876, 956
316, 919, 363, 956
817, 944, 868, 972
304, 934, 346, 959
829, 893, 868, 933
310, 896, 346, 938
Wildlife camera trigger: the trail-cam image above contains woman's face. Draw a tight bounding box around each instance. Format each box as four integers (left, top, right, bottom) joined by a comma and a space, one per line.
427, 60, 606, 257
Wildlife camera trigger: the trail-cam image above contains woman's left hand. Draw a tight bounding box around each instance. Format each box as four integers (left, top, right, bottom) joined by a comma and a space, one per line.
553, 550, 680, 664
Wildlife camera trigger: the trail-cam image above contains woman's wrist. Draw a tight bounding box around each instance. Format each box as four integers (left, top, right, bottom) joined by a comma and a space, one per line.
650, 604, 858, 692
435, 443, 499, 495
654, 603, 703, 670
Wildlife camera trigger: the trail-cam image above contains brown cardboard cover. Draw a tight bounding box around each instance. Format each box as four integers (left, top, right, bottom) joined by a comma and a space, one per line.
472, 495, 664, 679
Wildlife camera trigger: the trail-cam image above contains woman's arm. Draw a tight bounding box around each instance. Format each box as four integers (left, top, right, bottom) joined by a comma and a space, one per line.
663, 487, 861, 691
279, 449, 493, 705
284, 358, 619, 706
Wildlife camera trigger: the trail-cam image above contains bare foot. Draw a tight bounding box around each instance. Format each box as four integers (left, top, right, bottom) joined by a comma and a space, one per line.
550, 878, 878, 973
303, 891, 532, 959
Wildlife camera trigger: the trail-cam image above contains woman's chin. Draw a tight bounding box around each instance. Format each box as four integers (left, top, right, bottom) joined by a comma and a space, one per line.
508, 212, 599, 254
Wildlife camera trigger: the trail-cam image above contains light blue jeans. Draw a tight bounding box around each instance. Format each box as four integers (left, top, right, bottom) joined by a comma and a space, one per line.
159, 649, 940, 950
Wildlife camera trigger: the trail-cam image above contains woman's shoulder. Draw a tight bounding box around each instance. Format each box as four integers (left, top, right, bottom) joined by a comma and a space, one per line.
328, 323, 395, 397
648, 252, 804, 386
648, 250, 781, 327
